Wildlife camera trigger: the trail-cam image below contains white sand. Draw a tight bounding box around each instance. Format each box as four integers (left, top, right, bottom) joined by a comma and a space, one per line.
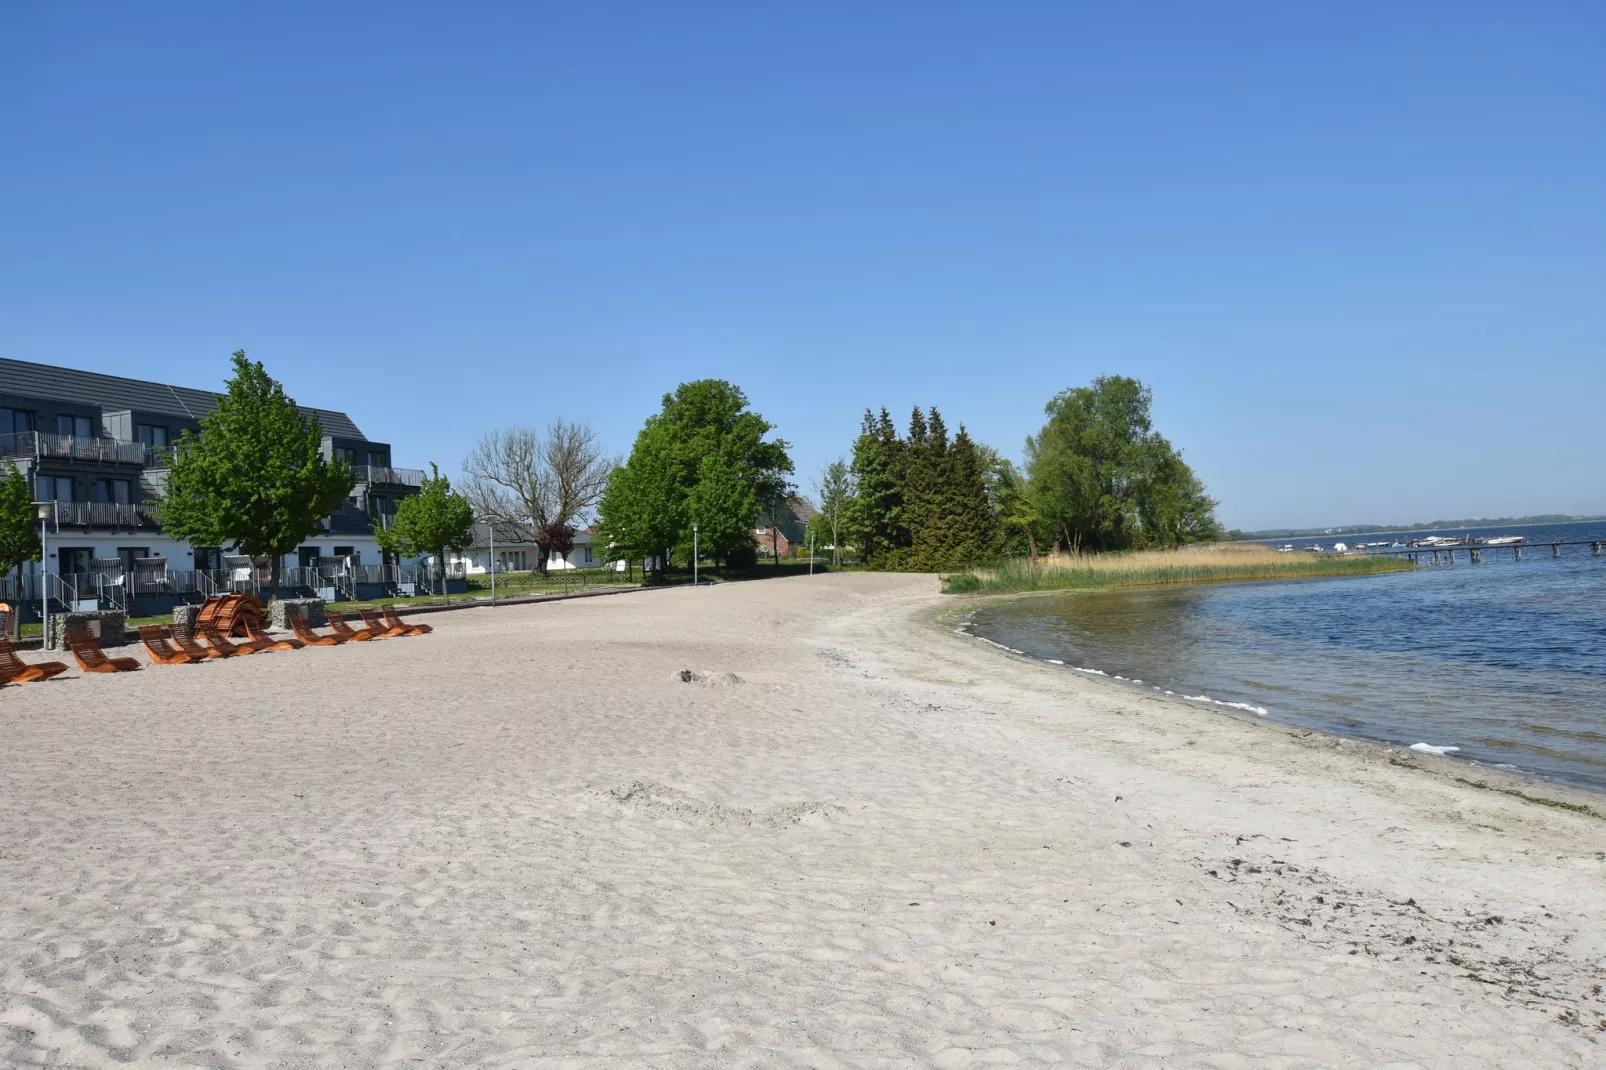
2, 574, 1602, 1068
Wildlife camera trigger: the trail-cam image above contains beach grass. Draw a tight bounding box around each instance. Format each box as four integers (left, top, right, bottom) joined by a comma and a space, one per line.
942, 544, 1414, 594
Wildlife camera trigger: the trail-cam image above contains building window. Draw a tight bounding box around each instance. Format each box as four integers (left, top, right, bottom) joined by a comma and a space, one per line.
335, 447, 358, 465
584, 546, 594, 563
36, 475, 73, 502
366, 450, 389, 468
57, 414, 94, 438
195, 547, 222, 572
0, 408, 36, 435
95, 478, 132, 505
136, 424, 169, 447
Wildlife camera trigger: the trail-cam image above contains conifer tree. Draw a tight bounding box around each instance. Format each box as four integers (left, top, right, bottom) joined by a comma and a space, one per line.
943, 427, 997, 566
845, 409, 906, 567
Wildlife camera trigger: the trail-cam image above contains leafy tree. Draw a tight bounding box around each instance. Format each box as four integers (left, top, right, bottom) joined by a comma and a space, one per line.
158, 351, 353, 595
596, 380, 790, 576
375, 463, 476, 597
812, 458, 855, 565
1025, 375, 1219, 551
1137, 440, 1222, 547
594, 434, 687, 579
0, 460, 41, 638
976, 444, 1039, 557
686, 455, 759, 566
539, 522, 577, 568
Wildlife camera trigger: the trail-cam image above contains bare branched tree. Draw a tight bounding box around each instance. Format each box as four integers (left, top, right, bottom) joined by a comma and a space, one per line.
463, 421, 617, 573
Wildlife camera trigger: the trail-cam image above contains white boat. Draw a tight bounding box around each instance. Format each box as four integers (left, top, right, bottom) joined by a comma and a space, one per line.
1484, 535, 1524, 546
1332, 542, 1349, 553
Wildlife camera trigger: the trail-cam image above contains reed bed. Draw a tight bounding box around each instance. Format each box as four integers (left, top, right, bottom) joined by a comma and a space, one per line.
943, 544, 1413, 594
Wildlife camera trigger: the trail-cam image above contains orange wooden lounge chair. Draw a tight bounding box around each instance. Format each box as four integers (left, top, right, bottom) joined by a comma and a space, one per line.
381, 605, 431, 636
358, 608, 408, 638
244, 617, 301, 651
0, 637, 70, 682
326, 611, 378, 642
169, 624, 230, 660
197, 618, 256, 656
137, 625, 200, 665
66, 627, 141, 673
289, 611, 343, 646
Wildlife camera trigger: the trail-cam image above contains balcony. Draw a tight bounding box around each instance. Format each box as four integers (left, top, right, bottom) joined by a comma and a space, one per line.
0, 431, 156, 466
352, 464, 425, 487
47, 501, 151, 529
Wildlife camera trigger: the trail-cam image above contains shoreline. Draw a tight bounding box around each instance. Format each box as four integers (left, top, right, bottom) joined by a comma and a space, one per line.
943, 588, 1606, 813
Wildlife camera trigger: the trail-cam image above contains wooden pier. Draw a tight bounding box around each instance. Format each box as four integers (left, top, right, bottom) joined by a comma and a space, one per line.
1358, 540, 1605, 565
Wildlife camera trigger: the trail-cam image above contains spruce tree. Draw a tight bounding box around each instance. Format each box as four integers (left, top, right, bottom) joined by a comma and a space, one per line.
845, 409, 906, 567
944, 427, 998, 567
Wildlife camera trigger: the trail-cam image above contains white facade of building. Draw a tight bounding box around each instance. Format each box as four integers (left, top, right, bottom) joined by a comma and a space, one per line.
449, 528, 627, 574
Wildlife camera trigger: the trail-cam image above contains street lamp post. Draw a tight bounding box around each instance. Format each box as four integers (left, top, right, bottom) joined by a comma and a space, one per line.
809, 531, 816, 576
33, 502, 53, 647
692, 523, 699, 587
489, 523, 495, 606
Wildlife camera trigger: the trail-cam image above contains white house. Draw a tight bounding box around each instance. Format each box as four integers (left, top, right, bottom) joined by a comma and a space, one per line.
449, 525, 627, 575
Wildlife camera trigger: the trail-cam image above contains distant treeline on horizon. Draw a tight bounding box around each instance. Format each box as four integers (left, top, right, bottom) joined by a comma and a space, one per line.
1226, 514, 1606, 540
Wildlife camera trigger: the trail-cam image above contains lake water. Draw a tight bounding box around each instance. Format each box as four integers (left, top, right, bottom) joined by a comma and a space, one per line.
966, 521, 1606, 792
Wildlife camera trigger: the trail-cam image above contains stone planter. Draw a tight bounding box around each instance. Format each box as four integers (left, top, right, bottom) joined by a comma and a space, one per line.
170, 603, 199, 638
270, 598, 326, 630
48, 610, 128, 651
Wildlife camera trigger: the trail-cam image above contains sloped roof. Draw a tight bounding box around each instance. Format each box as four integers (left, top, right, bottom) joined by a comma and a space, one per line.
0, 357, 366, 440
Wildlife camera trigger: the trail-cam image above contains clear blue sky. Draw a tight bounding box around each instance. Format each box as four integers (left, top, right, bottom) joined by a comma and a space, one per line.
3, 3, 1601, 530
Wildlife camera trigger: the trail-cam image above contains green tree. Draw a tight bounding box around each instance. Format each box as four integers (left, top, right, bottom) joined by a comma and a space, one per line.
0, 460, 41, 638
1025, 375, 1219, 552
1137, 440, 1222, 548
812, 458, 854, 565
686, 455, 759, 567
594, 433, 687, 579
976, 445, 1039, 557
940, 427, 998, 567
845, 408, 906, 567
595, 380, 790, 576
158, 351, 354, 595
375, 463, 476, 598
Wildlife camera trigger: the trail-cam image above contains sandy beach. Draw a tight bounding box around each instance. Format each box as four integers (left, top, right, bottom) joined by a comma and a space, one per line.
2, 573, 1602, 1068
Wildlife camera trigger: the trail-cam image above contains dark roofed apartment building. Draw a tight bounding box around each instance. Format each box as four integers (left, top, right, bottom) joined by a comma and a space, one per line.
1, 357, 429, 618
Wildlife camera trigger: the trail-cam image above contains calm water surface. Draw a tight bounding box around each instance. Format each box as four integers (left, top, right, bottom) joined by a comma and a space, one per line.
968, 521, 1606, 792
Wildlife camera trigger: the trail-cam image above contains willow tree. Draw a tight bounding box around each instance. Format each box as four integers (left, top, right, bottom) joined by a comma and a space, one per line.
159, 351, 353, 595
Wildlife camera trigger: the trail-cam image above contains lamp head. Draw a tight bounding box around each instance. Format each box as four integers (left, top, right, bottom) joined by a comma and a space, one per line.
33, 501, 52, 521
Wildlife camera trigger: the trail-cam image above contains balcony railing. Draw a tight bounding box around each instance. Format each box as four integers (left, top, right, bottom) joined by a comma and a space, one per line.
49, 501, 151, 528
0, 431, 157, 466
352, 464, 425, 487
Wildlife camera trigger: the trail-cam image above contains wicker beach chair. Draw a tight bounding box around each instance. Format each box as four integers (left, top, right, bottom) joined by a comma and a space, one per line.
358, 608, 408, 638
244, 617, 301, 651
326, 611, 378, 642
381, 605, 431, 636
137, 625, 200, 665
66, 628, 141, 673
289, 611, 343, 646
0, 638, 70, 682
